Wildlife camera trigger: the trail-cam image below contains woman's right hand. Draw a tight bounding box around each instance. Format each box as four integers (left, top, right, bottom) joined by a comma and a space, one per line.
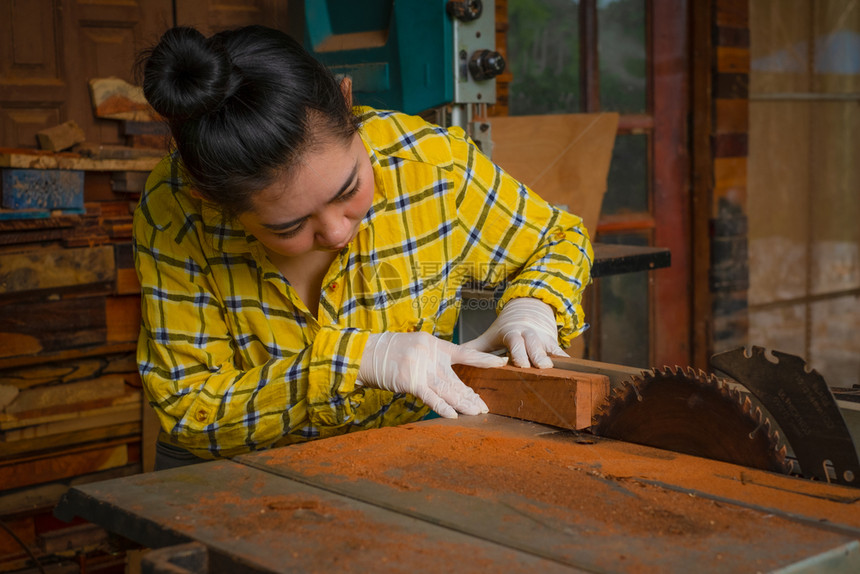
358, 331, 508, 418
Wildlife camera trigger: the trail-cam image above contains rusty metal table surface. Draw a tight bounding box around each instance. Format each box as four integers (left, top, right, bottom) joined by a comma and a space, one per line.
56, 415, 860, 573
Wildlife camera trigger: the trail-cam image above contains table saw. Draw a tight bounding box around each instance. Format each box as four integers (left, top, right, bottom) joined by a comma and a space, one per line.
56, 400, 860, 573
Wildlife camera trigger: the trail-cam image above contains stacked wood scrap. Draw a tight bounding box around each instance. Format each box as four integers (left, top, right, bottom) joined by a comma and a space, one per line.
0, 147, 156, 573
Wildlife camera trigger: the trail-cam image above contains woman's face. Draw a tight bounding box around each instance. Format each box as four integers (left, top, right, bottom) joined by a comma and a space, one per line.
238, 133, 374, 258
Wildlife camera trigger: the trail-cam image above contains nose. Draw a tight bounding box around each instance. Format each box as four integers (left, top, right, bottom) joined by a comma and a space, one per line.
315, 208, 353, 249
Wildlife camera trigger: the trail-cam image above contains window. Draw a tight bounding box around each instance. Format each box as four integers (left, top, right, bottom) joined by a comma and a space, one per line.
506, 0, 689, 367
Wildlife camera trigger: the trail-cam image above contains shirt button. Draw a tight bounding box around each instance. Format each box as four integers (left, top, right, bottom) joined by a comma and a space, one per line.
329, 282, 338, 291
553, 231, 566, 241
195, 410, 208, 422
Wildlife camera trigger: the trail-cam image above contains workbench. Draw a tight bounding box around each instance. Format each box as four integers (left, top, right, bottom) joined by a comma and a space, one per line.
56, 414, 860, 573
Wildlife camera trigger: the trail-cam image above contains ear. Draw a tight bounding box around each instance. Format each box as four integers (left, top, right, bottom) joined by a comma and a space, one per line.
339, 76, 354, 108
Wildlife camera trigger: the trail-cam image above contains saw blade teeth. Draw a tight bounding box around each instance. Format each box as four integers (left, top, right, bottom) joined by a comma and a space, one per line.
593, 363, 792, 475
727, 386, 741, 403
753, 405, 764, 424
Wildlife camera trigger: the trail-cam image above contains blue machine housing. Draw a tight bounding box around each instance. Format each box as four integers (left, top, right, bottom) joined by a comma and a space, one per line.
304, 0, 454, 114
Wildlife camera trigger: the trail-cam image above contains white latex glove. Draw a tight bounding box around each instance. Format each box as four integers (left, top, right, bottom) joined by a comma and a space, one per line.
357, 331, 508, 418
462, 298, 568, 369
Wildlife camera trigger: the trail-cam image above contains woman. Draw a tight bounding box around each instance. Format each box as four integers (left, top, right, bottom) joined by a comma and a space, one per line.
135, 25, 592, 468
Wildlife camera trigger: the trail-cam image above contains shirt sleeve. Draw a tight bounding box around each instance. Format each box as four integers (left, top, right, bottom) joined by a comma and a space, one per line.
449, 129, 594, 346
133, 161, 369, 459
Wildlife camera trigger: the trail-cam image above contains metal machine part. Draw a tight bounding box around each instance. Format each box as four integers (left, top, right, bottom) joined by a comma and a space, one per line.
469, 49, 506, 81
711, 346, 860, 488
451, 0, 502, 107
446, 0, 483, 22
592, 366, 790, 474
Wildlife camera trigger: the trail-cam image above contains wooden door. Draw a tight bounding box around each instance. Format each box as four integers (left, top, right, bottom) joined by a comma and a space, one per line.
0, 0, 172, 148
0, 1, 291, 149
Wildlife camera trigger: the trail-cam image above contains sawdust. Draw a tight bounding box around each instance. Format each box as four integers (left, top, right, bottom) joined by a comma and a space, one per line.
182, 491, 553, 573
252, 421, 854, 573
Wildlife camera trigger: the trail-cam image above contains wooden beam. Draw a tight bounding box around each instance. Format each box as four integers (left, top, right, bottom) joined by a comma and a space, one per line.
36, 121, 86, 152
452, 364, 609, 430
0, 245, 115, 297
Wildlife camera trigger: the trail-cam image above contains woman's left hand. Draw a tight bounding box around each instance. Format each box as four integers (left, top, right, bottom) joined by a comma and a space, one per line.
461, 298, 569, 368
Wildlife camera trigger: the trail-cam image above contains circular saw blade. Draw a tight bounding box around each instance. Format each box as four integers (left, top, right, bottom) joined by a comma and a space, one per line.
592, 366, 790, 474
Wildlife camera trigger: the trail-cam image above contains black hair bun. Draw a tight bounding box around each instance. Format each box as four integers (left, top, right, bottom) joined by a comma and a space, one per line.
143, 27, 239, 121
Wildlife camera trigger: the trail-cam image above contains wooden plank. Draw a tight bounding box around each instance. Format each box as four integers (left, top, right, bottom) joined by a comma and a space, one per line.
0, 296, 107, 359
120, 120, 170, 137
77, 143, 164, 161
142, 403, 161, 473
0, 148, 160, 172
0, 342, 136, 372
0, 245, 115, 296
0, 403, 140, 442
0, 214, 79, 232
714, 25, 750, 48
106, 295, 142, 343
0, 463, 141, 516
653, 0, 693, 367
116, 268, 140, 295
0, 516, 35, 557
0, 439, 132, 490
715, 0, 748, 28
116, 240, 139, 294
488, 113, 619, 236
36, 121, 86, 152
0, 355, 136, 391
0, 385, 16, 410
88, 77, 156, 122
713, 133, 748, 157
690, 0, 713, 371
714, 156, 747, 191
110, 171, 148, 194
38, 523, 109, 554
1, 168, 84, 210
716, 46, 750, 74
550, 356, 645, 388
0, 227, 66, 246
715, 99, 749, 133
0, 389, 141, 431
452, 364, 609, 430
0, 421, 141, 459
714, 73, 749, 99
2, 374, 127, 415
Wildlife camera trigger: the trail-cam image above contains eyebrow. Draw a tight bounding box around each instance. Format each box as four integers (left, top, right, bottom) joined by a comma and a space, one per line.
260, 160, 360, 231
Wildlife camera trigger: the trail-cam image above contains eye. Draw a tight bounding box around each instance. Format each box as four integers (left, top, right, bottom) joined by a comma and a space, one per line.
336, 177, 361, 202
274, 220, 307, 238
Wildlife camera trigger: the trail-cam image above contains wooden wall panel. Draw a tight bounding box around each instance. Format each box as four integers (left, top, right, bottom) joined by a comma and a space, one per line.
748, 0, 810, 94
813, 0, 860, 94
176, 0, 290, 35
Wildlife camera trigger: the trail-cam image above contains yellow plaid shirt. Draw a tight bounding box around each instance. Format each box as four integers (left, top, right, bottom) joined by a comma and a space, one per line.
134, 107, 593, 458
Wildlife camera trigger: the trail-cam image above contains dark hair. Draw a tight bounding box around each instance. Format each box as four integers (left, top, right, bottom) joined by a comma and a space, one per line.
138, 25, 357, 216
